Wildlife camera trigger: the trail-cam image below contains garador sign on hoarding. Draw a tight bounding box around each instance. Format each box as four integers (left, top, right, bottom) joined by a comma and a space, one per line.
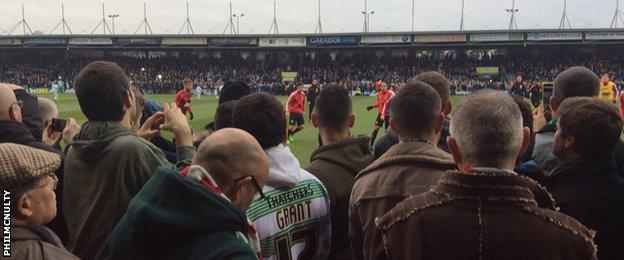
307, 36, 359, 46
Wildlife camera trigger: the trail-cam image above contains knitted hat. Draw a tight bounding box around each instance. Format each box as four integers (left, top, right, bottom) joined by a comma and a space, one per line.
0, 143, 61, 190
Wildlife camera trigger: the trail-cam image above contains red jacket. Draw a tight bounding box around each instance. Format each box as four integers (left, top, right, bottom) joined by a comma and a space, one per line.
287, 90, 306, 114
372, 90, 393, 114
175, 89, 192, 114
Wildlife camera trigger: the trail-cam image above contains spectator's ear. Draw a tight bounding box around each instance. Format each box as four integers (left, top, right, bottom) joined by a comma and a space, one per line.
229, 176, 253, 207
443, 101, 453, 116
9, 103, 22, 123
18, 194, 34, 219
564, 134, 575, 150
447, 136, 463, 166
348, 114, 355, 128
549, 95, 558, 113
311, 113, 319, 128
434, 113, 444, 134
517, 127, 530, 159
125, 89, 135, 110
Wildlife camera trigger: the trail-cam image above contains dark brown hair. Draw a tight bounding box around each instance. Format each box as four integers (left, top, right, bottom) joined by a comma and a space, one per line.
75, 61, 130, 122
314, 84, 352, 130
391, 81, 441, 137
233, 93, 286, 149
558, 97, 623, 160
413, 71, 450, 110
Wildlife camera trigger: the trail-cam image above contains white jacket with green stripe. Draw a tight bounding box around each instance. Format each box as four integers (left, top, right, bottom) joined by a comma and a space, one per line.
247, 144, 331, 260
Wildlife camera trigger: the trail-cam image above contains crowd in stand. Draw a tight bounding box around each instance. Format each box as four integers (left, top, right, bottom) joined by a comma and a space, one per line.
2, 58, 624, 260
1, 51, 624, 95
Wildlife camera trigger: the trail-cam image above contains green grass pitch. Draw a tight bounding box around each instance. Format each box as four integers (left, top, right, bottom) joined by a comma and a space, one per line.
45, 93, 464, 167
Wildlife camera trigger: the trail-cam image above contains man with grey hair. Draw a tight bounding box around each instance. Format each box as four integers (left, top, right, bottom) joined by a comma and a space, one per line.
38, 97, 58, 124
374, 90, 596, 259
532, 66, 600, 172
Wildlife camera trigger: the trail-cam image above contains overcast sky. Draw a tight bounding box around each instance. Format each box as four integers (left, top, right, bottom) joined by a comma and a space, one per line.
0, 0, 617, 35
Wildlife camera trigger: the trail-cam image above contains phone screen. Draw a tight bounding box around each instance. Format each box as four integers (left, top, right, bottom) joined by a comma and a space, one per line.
51, 118, 67, 132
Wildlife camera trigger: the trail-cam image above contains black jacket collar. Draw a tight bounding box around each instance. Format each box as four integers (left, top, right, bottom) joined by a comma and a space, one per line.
549, 156, 619, 188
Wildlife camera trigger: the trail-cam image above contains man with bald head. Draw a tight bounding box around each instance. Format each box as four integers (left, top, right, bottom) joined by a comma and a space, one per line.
0, 85, 58, 154
1, 83, 43, 140
108, 128, 268, 259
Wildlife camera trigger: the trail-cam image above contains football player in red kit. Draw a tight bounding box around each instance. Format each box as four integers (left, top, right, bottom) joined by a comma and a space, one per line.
286, 82, 306, 143
374, 76, 386, 93
367, 82, 394, 147
175, 78, 194, 120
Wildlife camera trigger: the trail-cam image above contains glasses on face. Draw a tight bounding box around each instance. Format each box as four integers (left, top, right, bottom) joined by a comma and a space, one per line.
36, 173, 58, 191
233, 175, 266, 199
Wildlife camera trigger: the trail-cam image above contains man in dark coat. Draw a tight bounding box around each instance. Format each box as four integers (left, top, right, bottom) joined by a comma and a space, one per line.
306, 85, 374, 259
375, 91, 596, 260
549, 97, 624, 259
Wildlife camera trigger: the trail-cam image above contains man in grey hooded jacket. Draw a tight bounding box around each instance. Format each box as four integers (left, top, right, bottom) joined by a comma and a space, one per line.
63, 61, 195, 260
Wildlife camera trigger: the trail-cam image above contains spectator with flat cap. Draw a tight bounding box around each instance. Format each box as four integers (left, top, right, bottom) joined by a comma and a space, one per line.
0, 85, 78, 242
1, 143, 79, 259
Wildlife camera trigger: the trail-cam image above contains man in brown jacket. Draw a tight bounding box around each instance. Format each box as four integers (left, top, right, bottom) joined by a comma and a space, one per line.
349, 81, 457, 259
375, 90, 596, 260
306, 85, 374, 259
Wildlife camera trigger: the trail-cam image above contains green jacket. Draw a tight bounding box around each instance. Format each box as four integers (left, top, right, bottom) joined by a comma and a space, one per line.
63, 121, 195, 260
107, 166, 257, 259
